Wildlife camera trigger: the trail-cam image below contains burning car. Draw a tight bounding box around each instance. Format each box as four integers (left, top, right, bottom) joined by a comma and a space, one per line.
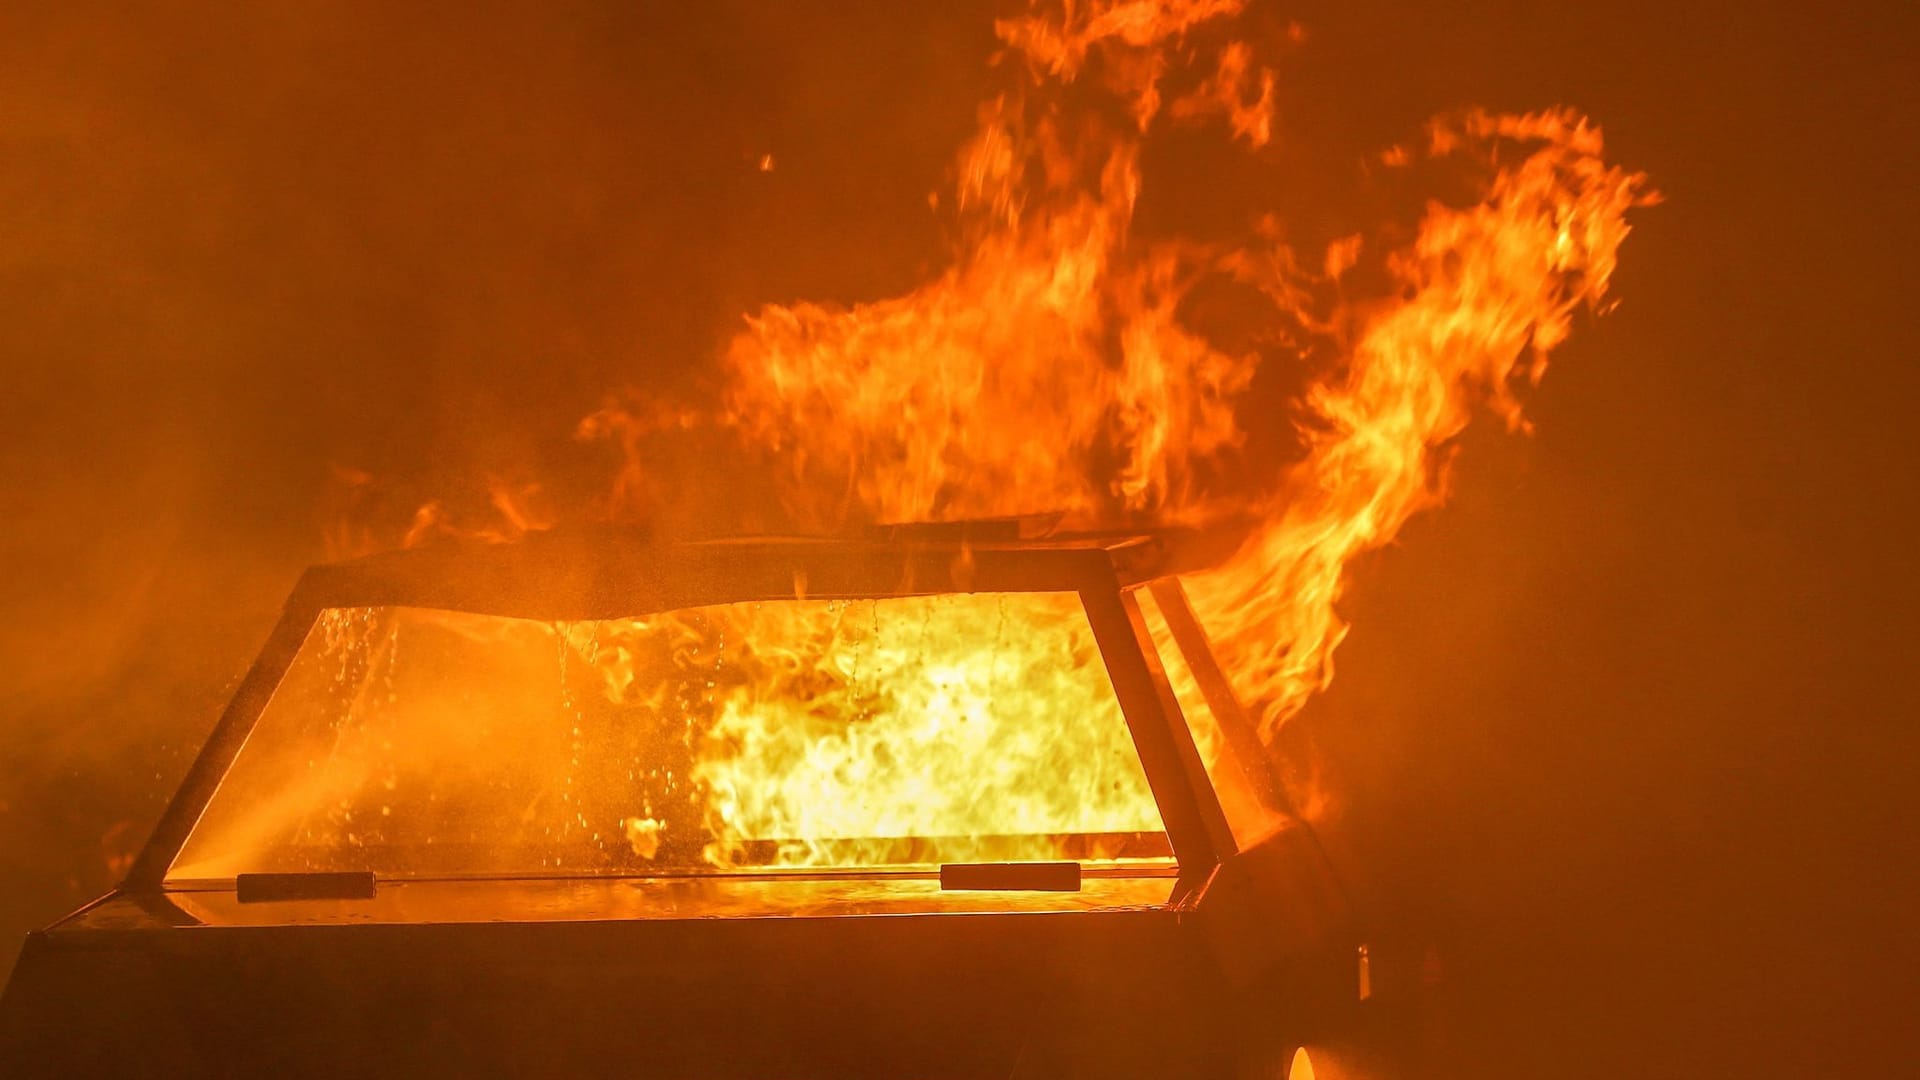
1, 523, 1359, 1077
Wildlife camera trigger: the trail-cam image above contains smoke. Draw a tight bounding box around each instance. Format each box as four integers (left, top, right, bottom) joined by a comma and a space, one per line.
0, 7, 1657, 1062
591, 4, 1651, 748
0, 0, 998, 974
0, 1, 1648, 953
9, 6, 1915, 1079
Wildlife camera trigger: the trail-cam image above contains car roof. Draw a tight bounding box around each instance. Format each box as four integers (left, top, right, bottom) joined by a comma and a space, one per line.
294, 521, 1248, 621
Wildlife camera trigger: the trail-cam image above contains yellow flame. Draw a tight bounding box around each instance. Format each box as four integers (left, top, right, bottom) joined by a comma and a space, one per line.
711, 5, 1653, 742
174, 596, 1168, 878
306, 1, 1653, 865
1188, 109, 1651, 735
654, 593, 1163, 867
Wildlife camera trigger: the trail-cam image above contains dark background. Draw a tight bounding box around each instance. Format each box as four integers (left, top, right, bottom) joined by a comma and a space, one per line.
2, 2, 1913, 1077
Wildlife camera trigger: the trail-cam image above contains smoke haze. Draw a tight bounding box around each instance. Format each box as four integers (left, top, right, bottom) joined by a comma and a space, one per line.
2, 3, 1913, 1077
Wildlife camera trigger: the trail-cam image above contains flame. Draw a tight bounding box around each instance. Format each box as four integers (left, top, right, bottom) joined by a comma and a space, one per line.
561, 593, 1165, 870
323, 468, 557, 561
1186, 110, 1652, 734
656, 592, 1161, 867
712, 6, 1653, 739
301, 1, 1652, 869
173, 595, 1165, 878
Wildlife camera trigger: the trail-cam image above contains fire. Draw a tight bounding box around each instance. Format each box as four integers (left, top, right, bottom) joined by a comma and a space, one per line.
648, 593, 1160, 868
704, 4, 1653, 740
714, 4, 1272, 528
172, 595, 1164, 878
1184, 110, 1652, 735
312, 0, 1652, 867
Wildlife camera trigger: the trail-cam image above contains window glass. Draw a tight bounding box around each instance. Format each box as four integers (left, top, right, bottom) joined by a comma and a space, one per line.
170, 592, 1169, 880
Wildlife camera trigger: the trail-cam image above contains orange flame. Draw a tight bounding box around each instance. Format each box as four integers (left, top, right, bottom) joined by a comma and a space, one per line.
713, 5, 1654, 739
297, 1, 1653, 871
720, 3, 1276, 528
173, 597, 1168, 878
1188, 109, 1653, 735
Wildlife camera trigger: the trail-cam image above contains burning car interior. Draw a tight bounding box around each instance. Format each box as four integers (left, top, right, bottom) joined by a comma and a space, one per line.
1, 526, 1355, 1077
163, 525, 1280, 914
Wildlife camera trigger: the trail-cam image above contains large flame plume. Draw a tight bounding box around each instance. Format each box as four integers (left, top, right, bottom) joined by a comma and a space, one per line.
307, 0, 1650, 871
618, 1, 1653, 738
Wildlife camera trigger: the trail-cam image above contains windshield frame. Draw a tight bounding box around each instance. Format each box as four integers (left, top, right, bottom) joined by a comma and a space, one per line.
126, 533, 1244, 896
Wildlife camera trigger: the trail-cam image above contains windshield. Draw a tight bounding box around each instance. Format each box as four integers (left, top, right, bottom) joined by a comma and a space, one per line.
169, 592, 1170, 881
